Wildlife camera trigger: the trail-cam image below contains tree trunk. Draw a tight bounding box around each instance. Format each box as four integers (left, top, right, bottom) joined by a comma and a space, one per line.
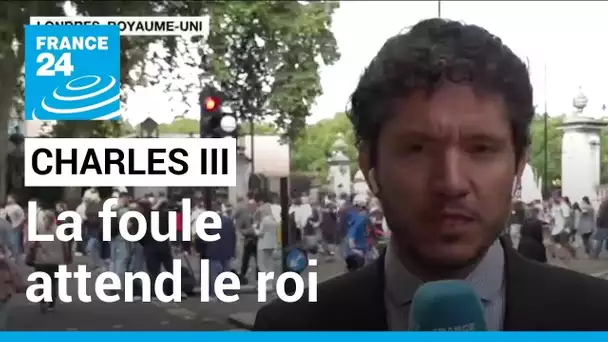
0, 89, 13, 201
0, 53, 21, 201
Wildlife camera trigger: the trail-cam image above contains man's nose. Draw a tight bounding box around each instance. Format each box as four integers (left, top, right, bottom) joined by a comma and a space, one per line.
429, 148, 470, 198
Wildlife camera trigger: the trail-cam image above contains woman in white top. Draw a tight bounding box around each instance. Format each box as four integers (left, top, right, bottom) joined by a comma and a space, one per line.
26, 210, 71, 313
550, 197, 576, 260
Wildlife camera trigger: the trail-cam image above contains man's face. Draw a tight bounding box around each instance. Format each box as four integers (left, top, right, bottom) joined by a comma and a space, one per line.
362, 83, 525, 270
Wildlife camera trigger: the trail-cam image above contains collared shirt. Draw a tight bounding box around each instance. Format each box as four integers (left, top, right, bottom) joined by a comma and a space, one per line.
384, 239, 505, 330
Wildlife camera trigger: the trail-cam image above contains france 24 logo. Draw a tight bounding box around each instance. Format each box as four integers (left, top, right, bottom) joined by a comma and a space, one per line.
24, 25, 121, 121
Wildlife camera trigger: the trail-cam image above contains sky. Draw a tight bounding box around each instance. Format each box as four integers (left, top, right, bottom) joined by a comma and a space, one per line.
121, 1, 608, 125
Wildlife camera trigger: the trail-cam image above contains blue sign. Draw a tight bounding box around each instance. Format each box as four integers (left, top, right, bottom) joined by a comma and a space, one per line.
285, 248, 308, 273
24, 25, 120, 121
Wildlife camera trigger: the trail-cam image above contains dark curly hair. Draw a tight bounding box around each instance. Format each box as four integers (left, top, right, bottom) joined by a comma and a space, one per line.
348, 18, 534, 165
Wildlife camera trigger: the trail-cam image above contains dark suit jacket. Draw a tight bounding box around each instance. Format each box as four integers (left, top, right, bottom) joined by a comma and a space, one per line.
254, 240, 608, 331
205, 215, 236, 262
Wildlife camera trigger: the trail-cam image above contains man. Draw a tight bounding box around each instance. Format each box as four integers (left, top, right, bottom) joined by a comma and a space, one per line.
205, 201, 236, 300
289, 196, 310, 242
109, 192, 132, 294
591, 196, 608, 259
319, 196, 339, 259
234, 196, 257, 284
191, 196, 206, 257
344, 199, 370, 272
254, 18, 608, 331
4, 195, 24, 259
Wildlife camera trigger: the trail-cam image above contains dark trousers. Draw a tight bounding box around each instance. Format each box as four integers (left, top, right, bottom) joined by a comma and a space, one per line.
35, 264, 59, 306
582, 232, 593, 254
240, 239, 258, 279
100, 240, 110, 260
144, 243, 174, 296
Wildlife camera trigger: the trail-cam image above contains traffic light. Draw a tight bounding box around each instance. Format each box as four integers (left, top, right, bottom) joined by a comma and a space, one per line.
199, 86, 238, 138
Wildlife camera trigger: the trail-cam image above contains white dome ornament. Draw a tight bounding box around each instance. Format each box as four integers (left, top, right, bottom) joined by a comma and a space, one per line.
572, 87, 588, 116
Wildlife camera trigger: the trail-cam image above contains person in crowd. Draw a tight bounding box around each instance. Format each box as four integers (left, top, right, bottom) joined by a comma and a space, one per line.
507, 200, 525, 247
270, 192, 281, 224
302, 198, 321, 256
0, 213, 24, 329
235, 196, 257, 284
205, 201, 236, 301
517, 212, 547, 263
82, 197, 103, 271
191, 196, 206, 258
26, 210, 72, 313
319, 198, 339, 260
591, 196, 608, 259
254, 18, 608, 331
290, 196, 310, 242
140, 199, 180, 298
109, 192, 132, 294
337, 194, 353, 242
123, 200, 147, 300
343, 197, 370, 272
578, 196, 596, 255
256, 197, 278, 283
550, 196, 576, 260
563, 196, 576, 242
4, 194, 25, 259
170, 199, 184, 254
0, 243, 24, 330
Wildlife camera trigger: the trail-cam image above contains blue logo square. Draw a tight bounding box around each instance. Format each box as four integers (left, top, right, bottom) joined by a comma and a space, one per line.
24, 25, 120, 121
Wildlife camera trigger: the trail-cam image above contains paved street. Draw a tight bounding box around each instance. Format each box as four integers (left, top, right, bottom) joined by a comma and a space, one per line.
7, 242, 608, 331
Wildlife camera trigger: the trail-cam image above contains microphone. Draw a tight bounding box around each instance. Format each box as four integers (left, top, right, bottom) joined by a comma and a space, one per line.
409, 280, 486, 331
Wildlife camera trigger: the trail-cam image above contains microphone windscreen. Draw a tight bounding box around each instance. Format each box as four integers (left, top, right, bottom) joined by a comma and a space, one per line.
409, 279, 486, 331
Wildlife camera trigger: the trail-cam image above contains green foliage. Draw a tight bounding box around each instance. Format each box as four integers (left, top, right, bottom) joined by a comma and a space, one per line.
206, 1, 340, 139
157, 118, 278, 136
52, 119, 127, 138
0, 2, 65, 113
291, 112, 357, 178
601, 127, 608, 184
290, 112, 579, 188
239, 121, 279, 136
48, 1, 166, 137
528, 115, 563, 187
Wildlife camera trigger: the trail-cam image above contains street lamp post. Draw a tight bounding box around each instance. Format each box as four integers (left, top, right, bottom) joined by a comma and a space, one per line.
437, 1, 442, 17
543, 111, 549, 199
542, 62, 549, 200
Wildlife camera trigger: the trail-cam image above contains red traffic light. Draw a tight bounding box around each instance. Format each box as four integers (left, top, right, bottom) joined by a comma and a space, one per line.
203, 96, 220, 112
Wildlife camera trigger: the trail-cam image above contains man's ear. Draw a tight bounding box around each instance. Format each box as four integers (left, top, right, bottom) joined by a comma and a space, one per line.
358, 142, 373, 188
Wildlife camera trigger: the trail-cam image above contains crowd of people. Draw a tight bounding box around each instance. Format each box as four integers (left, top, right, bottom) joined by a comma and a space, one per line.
0, 187, 392, 329
513, 195, 608, 264
4, 184, 608, 330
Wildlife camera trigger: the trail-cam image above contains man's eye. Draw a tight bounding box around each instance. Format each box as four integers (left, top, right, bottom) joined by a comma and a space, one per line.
468, 144, 494, 154
405, 144, 424, 153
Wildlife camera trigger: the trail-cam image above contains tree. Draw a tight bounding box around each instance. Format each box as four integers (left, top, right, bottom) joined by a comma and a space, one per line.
203, 1, 340, 138
528, 115, 563, 188
239, 121, 278, 136
51, 1, 165, 138
291, 112, 357, 178
52, 119, 131, 138
0, 1, 185, 198
599, 126, 608, 184
0, 2, 65, 199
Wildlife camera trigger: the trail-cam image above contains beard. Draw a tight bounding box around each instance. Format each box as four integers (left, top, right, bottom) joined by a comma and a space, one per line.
383, 204, 505, 279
